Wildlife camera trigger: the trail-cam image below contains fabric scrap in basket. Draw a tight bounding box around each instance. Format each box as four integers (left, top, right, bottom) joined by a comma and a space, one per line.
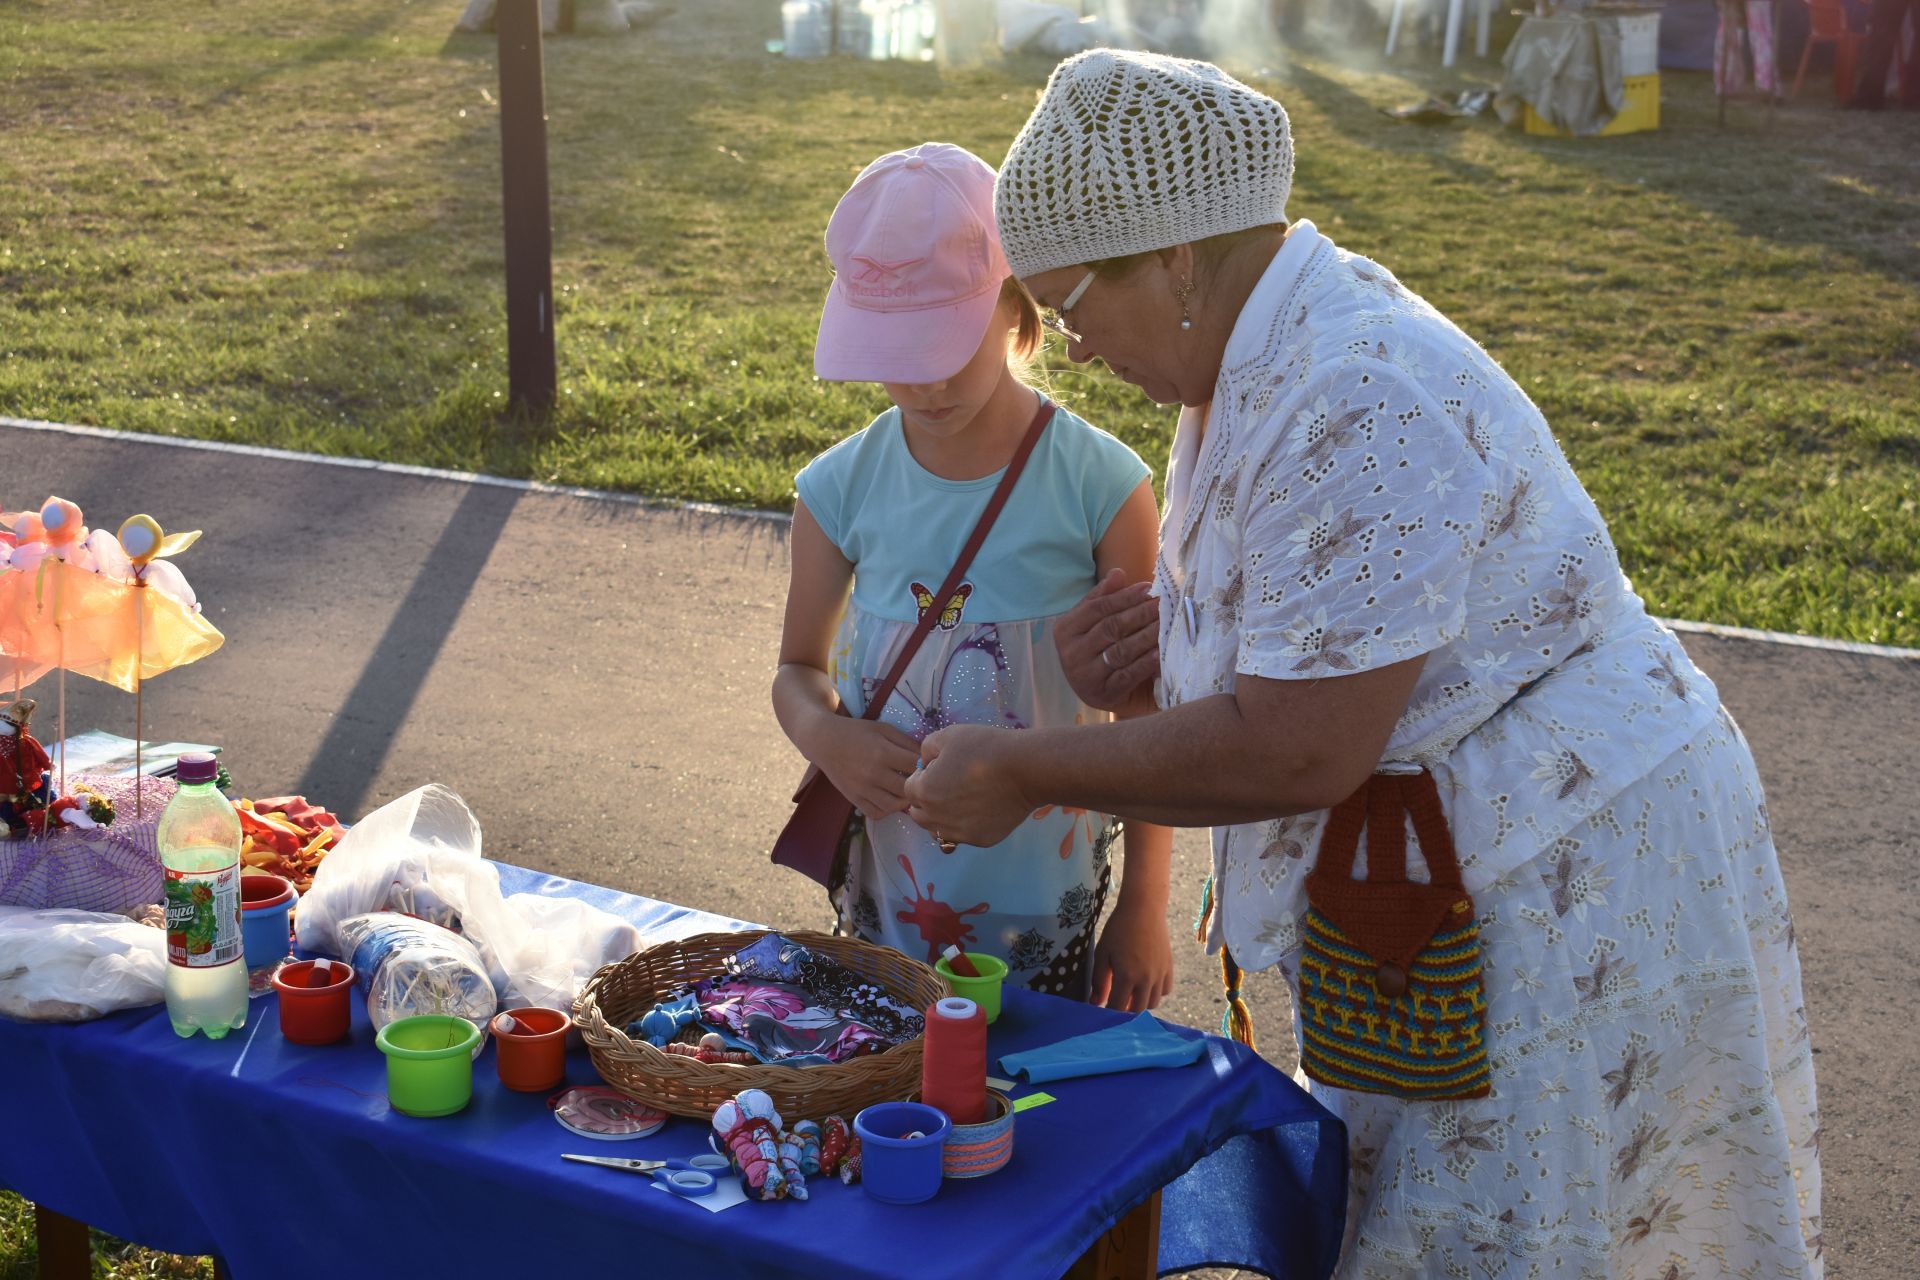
628, 933, 927, 1067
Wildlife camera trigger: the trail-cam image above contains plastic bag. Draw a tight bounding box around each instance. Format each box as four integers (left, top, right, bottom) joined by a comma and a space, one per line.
296, 784, 642, 1015
339, 912, 496, 1040
295, 784, 480, 949
485, 888, 646, 1013
0, 905, 166, 1022
996, 0, 1111, 54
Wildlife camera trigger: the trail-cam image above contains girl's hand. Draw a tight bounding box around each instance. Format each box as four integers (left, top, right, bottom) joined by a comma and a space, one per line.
1055, 569, 1160, 711
811, 717, 923, 820
1090, 900, 1174, 1013
902, 724, 1032, 849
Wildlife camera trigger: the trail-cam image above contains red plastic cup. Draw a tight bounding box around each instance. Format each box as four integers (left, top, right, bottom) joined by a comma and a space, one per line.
272, 959, 355, 1045
239, 874, 295, 910
492, 1007, 569, 1092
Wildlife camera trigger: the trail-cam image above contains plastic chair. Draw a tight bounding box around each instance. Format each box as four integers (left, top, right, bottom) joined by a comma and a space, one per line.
1793, 0, 1865, 98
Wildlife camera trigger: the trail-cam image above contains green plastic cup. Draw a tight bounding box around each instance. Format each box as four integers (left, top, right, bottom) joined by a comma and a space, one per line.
934, 952, 1008, 1024
376, 1015, 482, 1117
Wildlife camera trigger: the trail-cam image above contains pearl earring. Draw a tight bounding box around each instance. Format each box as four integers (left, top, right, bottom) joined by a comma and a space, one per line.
1174, 278, 1196, 331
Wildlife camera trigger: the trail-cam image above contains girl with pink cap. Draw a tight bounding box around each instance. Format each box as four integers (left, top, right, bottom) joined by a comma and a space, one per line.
771, 142, 1174, 1010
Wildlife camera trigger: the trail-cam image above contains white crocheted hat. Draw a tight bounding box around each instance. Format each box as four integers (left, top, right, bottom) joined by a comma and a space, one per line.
995, 50, 1294, 280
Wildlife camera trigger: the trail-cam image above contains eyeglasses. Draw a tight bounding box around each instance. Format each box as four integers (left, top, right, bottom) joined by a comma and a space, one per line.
1038, 269, 1097, 344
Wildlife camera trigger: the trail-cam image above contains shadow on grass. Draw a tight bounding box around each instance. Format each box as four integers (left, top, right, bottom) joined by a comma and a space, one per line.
1512, 76, 1920, 287
1275, 54, 1919, 289
199, 4, 420, 109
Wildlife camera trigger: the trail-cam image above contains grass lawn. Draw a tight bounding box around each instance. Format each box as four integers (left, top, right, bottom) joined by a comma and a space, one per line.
2, 1, 1917, 647
0, 1204, 211, 1279
0, 2, 1915, 1270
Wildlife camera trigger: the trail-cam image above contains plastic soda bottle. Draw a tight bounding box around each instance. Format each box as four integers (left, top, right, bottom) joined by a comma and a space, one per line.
160, 751, 247, 1038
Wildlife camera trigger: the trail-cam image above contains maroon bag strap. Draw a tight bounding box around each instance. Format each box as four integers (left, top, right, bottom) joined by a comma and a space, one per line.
1402, 769, 1467, 889
852, 397, 1055, 722
1367, 778, 1408, 882
1312, 786, 1369, 883
1308, 770, 1467, 889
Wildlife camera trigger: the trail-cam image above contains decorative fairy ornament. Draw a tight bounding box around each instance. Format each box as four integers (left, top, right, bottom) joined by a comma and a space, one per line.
0, 499, 224, 814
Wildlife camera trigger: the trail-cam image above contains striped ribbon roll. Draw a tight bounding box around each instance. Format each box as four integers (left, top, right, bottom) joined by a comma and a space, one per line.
941, 1088, 1014, 1179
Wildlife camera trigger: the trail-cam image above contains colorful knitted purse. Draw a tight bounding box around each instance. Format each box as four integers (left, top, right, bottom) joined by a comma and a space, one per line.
1298, 769, 1490, 1101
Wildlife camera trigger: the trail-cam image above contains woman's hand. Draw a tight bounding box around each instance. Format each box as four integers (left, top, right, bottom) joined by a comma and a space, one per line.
1090, 898, 1174, 1012
809, 717, 922, 820
1055, 569, 1160, 711
902, 724, 1033, 849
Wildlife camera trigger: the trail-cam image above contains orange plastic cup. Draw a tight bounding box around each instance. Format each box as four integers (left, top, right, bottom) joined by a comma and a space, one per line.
492, 1007, 570, 1092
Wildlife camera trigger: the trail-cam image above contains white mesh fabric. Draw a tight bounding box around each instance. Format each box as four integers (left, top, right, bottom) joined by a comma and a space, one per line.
994, 50, 1294, 279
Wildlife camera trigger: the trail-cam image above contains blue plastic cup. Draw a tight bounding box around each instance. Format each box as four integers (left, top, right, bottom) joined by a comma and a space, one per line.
854, 1101, 951, 1205
239, 874, 295, 970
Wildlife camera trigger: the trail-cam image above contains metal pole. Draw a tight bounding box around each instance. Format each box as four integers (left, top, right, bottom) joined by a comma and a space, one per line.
496, 0, 557, 414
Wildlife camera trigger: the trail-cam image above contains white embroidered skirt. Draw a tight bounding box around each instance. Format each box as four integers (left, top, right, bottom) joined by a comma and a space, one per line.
1315, 705, 1822, 1278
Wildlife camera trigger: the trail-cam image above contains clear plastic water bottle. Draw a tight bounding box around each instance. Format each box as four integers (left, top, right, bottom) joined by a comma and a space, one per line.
160, 752, 247, 1038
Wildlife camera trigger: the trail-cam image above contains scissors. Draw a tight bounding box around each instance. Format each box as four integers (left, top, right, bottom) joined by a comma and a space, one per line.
562, 1152, 730, 1197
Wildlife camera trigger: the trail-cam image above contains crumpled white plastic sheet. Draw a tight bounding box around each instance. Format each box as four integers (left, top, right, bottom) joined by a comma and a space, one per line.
0, 905, 166, 1022
296, 784, 642, 1015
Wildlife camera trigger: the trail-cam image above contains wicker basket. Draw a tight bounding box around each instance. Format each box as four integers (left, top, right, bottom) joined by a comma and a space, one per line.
573, 929, 950, 1120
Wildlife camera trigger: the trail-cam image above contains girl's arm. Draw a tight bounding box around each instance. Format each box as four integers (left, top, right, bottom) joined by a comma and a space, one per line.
1088, 480, 1175, 1011
772, 502, 922, 819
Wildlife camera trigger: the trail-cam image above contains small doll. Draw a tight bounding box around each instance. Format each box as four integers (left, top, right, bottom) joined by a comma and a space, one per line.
837, 1134, 863, 1186
632, 998, 699, 1046
711, 1089, 787, 1200
788, 1119, 823, 1176
816, 1115, 852, 1177
774, 1127, 810, 1201
0, 698, 51, 839
47, 792, 105, 831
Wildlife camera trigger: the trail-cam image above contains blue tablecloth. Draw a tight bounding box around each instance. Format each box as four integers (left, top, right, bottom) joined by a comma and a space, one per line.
1, 863, 1346, 1279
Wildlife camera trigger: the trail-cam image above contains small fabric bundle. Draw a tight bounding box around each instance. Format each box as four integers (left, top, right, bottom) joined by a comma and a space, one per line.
1298, 770, 1489, 1101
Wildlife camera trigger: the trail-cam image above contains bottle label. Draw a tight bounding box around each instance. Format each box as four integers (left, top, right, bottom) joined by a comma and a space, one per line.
164, 863, 243, 968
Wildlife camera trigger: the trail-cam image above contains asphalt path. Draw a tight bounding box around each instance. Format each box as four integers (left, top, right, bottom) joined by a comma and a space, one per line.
4, 423, 1913, 1274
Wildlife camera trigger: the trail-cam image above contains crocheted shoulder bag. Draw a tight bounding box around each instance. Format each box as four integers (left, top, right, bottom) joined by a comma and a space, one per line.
1298, 769, 1490, 1101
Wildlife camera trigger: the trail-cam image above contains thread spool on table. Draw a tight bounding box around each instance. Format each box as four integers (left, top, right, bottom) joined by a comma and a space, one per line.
920, 996, 987, 1126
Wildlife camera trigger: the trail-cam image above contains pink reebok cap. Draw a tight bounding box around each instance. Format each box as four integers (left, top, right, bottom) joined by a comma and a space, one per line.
814, 142, 1010, 385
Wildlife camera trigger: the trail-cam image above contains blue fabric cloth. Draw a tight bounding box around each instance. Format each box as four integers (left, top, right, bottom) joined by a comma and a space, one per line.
0, 862, 1346, 1279
998, 1011, 1210, 1084
795, 403, 1150, 624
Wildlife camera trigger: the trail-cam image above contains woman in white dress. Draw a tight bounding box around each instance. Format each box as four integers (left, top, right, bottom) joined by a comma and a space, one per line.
905, 49, 1822, 1279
